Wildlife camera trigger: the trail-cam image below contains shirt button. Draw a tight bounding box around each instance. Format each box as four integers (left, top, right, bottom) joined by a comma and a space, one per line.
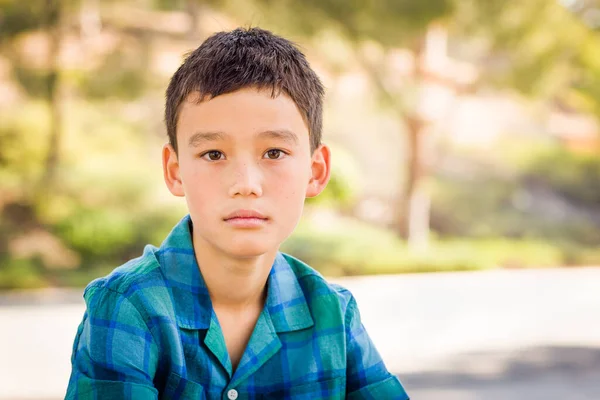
227, 389, 238, 400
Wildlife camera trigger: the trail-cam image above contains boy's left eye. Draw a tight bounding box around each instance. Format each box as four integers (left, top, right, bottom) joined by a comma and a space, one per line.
264, 149, 286, 160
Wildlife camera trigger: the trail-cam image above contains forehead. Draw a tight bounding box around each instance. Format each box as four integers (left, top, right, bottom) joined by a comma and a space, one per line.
176, 87, 309, 145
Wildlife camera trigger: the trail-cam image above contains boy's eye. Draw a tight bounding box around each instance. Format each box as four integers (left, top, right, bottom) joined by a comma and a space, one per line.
264, 149, 285, 160
201, 151, 224, 161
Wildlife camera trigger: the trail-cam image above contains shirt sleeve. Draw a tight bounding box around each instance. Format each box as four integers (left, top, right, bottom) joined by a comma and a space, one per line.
344, 293, 410, 400
65, 285, 159, 400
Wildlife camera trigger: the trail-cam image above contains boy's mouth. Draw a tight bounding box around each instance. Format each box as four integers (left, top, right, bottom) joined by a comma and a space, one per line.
223, 209, 269, 228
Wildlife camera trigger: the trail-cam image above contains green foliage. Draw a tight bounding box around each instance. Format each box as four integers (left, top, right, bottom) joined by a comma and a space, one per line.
0, 98, 185, 289
75, 49, 151, 100
286, 0, 453, 45
0, 102, 50, 193
431, 147, 600, 256
55, 206, 136, 260
0, 257, 46, 290
11, 64, 52, 98
213, 0, 453, 47
151, 0, 186, 11
0, 0, 48, 39
452, 0, 600, 116
525, 148, 600, 208
282, 216, 566, 277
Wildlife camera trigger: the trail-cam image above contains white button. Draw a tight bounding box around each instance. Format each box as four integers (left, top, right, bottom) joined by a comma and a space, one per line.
227, 389, 238, 400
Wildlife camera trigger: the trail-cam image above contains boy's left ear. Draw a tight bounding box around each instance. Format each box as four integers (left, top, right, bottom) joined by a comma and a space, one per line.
306, 144, 332, 198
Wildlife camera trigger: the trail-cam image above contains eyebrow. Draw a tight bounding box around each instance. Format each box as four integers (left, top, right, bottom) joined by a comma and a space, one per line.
187, 129, 299, 147
188, 131, 226, 147
257, 129, 299, 145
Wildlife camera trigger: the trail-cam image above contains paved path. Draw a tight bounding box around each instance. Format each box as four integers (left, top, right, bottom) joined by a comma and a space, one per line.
1, 267, 599, 399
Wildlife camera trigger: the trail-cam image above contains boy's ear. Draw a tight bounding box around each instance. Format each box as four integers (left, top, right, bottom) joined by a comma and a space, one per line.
306, 144, 331, 198
162, 143, 185, 197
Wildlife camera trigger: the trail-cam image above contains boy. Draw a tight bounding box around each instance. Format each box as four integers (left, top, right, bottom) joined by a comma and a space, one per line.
66, 27, 409, 399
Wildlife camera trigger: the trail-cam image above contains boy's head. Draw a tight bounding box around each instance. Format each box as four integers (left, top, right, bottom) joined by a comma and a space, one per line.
165, 27, 324, 154
162, 28, 331, 259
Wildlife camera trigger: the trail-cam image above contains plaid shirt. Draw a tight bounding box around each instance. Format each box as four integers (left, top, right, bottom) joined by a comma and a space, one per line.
66, 215, 409, 399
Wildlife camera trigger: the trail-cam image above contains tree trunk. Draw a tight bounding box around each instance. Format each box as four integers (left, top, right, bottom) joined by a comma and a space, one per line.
397, 39, 432, 250
348, 24, 449, 249
398, 25, 452, 249
400, 114, 431, 250
41, 0, 63, 189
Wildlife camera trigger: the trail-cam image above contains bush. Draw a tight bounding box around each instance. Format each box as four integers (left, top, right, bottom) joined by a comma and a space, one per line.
281, 214, 569, 277
431, 147, 600, 246
0, 257, 46, 290
524, 148, 600, 208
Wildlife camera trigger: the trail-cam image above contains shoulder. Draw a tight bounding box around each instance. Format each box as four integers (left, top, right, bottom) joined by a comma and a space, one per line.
83, 244, 171, 317
281, 252, 355, 316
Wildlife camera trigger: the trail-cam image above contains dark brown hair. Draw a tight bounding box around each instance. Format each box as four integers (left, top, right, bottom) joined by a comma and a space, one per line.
165, 27, 324, 153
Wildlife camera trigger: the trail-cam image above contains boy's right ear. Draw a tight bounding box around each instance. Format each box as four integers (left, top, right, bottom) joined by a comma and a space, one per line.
162, 143, 185, 197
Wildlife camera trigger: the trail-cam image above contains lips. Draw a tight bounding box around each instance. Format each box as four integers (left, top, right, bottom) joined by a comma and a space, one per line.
223, 210, 269, 228
223, 209, 268, 220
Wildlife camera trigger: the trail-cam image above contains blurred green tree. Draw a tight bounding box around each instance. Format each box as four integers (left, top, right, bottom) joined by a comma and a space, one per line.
0, 0, 186, 287
0, 0, 66, 189
452, 0, 600, 117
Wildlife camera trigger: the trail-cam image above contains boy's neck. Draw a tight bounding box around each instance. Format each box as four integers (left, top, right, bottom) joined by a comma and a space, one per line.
191, 234, 275, 312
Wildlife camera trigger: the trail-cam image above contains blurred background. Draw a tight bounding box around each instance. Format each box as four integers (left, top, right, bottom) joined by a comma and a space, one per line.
0, 0, 599, 399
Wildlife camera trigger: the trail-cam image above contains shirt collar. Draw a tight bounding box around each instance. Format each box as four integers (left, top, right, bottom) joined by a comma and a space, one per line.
155, 215, 313, 332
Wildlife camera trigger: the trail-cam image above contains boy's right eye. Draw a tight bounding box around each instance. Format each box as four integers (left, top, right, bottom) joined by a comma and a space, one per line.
200, 150, 224, 161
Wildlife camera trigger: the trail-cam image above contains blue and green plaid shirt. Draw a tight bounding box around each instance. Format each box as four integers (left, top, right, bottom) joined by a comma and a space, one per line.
66, 215, 409, 399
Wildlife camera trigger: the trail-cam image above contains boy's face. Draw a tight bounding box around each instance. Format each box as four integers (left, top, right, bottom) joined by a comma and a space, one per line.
163, 87, 330, 259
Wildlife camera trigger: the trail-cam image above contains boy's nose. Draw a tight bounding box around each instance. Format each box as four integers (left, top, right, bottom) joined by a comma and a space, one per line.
228, 161, 263, 198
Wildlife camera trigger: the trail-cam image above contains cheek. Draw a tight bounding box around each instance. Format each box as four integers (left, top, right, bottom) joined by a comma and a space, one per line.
269, 166, 309, 203
181, 164, 221, 198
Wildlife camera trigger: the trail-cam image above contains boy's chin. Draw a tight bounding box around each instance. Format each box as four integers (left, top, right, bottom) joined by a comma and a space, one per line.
221, 240, 279, 260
